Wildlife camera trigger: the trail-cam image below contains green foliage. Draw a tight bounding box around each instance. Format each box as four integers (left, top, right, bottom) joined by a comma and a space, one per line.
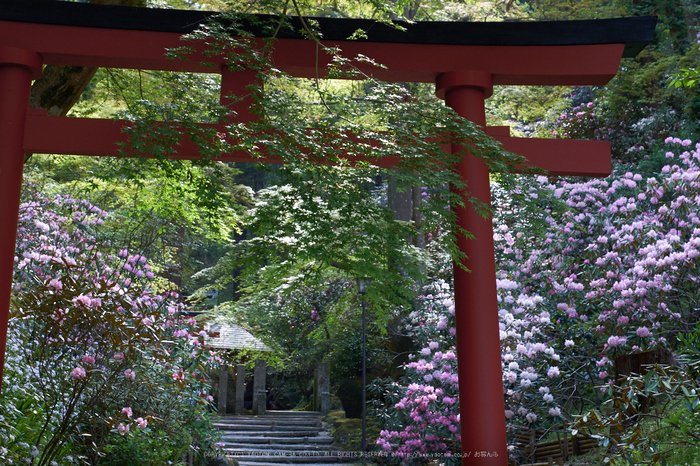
232, 166, 421, 318
630, 0, 696, 53
518, 0, 630, 20
36, 66, 252, 295
573, 324, 700, 465
0, 395, 69, 464
214, 278, 391, 408
119, 9, 530, 370
100, 427, 191, 466
330, 414, 381, 452
480, 0, 700, 174
141, 14, 536, 417
669, 68, 700, 89
1, 185, 222, 465
534, 34, 700, 166
25, 157, 246, 297
487, 85, 569, 132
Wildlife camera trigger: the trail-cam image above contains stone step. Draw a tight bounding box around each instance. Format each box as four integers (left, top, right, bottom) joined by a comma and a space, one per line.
226, 452, 355, 463
237, 462, 355, 466
229, 411, 323, 419
215, 423, 322, 431
221, 414, 323, 420
220, 430, 324, 437
221, 436, 334, 445
223, 443, 339, 451
217, 418, 322, 425
216, 411, 346, 465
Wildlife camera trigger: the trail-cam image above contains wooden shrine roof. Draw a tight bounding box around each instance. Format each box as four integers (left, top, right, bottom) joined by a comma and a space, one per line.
206, 323, 271, 352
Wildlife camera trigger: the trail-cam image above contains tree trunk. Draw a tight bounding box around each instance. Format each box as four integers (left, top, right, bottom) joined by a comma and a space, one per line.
30, 65, 99, 117
614, 348, 676, 414
411, 185, 424, 249
28, 0, 144, 119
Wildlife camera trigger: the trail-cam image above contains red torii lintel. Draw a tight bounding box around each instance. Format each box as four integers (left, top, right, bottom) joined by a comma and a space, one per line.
22, 110, 613, 177
0, 3, 655, 464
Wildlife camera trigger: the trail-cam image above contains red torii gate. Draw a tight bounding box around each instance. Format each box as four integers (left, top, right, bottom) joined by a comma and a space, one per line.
0, 2, 655, 464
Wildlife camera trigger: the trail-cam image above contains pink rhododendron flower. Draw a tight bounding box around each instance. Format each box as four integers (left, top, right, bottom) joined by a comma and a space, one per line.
73, 294, 93, 308
606, 335, 627, 347
70, 367, 86, 379
48, 278, 63, 290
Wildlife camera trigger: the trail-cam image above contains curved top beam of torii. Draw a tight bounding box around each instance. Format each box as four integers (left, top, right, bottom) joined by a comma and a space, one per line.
1, 2, 654, 84
0, 2, 655, 465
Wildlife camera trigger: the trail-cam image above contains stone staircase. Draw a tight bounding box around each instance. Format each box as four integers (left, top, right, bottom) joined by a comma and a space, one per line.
215, 411, 354, 466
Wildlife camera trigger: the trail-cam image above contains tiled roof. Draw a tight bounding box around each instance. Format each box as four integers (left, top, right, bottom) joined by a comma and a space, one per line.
206, 323, 271, 352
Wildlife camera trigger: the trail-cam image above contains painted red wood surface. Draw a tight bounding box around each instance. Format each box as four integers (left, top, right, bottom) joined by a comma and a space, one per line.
23, 110, 612, 176
0, 19, 626, 84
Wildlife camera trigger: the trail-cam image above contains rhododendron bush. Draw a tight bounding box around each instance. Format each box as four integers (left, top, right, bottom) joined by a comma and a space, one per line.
495, 137, 700, 410
371, 276, 563, 464
1, 185, 221, 466
371, 137, 700, 464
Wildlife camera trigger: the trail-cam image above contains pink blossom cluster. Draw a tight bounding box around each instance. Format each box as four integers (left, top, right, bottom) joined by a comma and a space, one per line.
114, 406, 149, 436
497, 277, 563, 428
376, 258, 565, 461
493, 136, 700, 409
374, 284, 462, 462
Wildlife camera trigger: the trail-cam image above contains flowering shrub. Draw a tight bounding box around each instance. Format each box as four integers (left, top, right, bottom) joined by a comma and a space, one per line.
550, 100, 600, 141
534, 92, 693, 171
371, 135, 700, 465
371, 274, 563, 463
1, 185, 221, 465
497, 279, 564, 430
371, 283, 461, 462
490, 137, 700, 463
499, 138, 700, 392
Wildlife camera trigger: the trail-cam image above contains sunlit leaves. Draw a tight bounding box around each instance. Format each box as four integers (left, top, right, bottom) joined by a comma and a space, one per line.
119, 9, 529, 318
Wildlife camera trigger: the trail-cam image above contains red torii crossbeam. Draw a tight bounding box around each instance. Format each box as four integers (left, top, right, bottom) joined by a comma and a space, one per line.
0, 2, 655, 464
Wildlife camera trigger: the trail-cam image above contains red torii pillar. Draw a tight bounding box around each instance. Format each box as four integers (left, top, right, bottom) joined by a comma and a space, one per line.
437, 70, 507, 460
0, 46, 42, 387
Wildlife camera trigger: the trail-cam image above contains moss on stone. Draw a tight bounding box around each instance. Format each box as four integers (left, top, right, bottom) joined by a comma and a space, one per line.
323, 410, 380, 453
